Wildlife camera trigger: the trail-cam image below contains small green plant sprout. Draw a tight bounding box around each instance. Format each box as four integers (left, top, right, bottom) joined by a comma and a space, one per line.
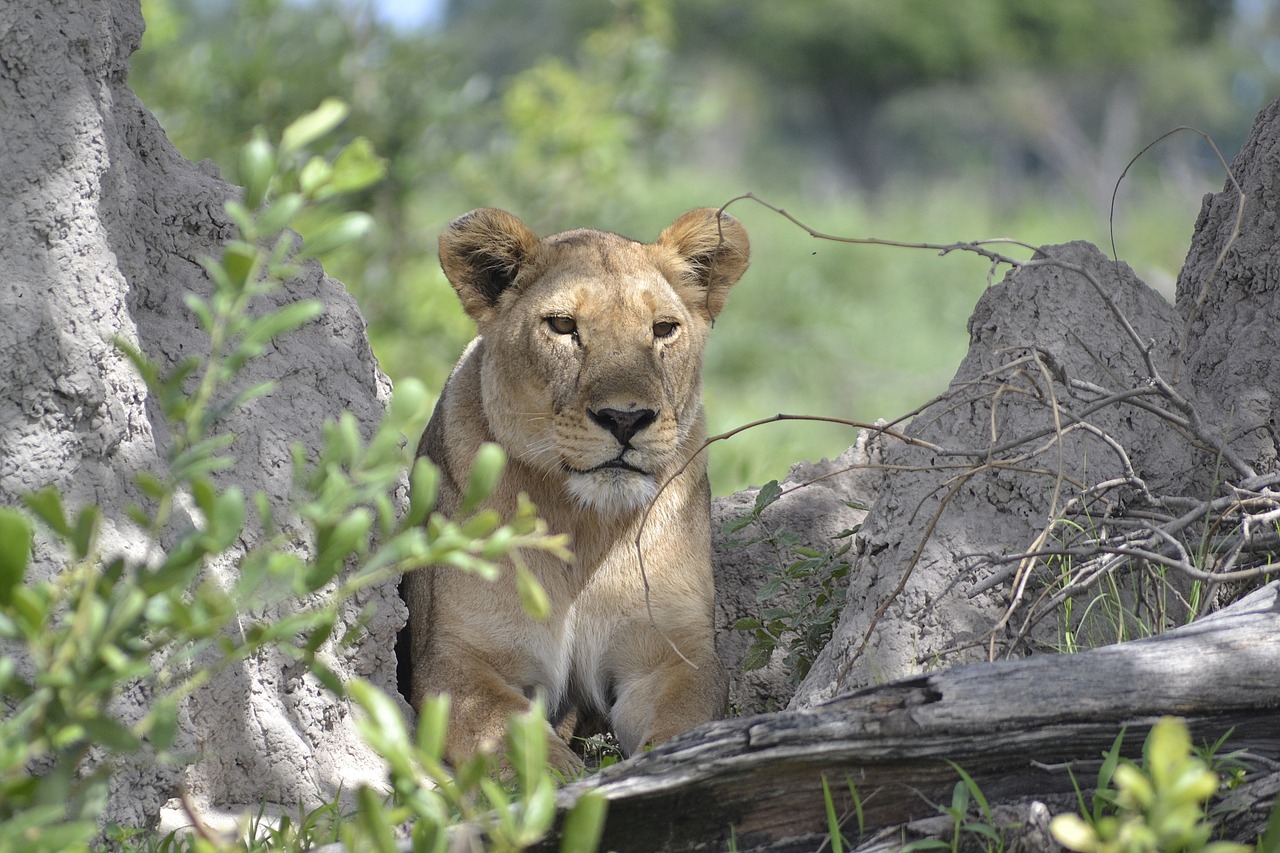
348, 685, 607, 853
900, 762, 1005, 853
1194, 727, 1252, 794
728, 480, 860, 684
1051, 717, 1253, 853
818, 773, 866, 853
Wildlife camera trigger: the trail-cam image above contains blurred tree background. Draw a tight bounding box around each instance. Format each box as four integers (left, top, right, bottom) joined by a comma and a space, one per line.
131, 0, 1276, 494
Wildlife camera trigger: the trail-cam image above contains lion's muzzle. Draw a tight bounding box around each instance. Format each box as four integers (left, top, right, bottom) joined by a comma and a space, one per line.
588, 406, 658, 447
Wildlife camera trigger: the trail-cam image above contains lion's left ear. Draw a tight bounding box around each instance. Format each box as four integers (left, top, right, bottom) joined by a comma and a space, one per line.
656, 208, 750, 320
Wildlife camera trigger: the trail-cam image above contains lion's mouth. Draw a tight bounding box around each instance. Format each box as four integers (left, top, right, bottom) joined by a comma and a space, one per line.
566, 457, 648, 476
596, 459, 645, 473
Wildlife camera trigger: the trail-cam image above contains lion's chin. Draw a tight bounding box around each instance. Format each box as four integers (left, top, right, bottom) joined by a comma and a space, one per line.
566, 469, 658, 516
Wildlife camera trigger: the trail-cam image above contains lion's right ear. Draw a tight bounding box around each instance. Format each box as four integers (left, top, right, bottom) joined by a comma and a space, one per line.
438, 209, 540, 322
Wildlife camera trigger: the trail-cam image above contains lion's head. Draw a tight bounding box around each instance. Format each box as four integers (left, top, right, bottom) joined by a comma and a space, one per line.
438, 208, 750, 515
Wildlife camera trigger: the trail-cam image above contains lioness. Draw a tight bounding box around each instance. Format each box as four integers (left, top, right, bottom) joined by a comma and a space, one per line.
401, 207, 748, 774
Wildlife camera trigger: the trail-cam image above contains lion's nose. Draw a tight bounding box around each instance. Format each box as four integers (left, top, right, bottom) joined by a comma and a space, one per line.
589, 407, 657, 446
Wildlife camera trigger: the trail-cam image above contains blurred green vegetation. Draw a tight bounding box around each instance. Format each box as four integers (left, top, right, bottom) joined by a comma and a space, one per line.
131, 0, 1273, 494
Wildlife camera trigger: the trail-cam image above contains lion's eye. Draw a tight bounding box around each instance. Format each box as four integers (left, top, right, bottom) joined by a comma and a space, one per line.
653, 321, 678, 339
546, 316, 577, 336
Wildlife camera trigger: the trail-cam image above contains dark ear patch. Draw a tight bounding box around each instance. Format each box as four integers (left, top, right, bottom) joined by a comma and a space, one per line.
438, 209, 540, 321
656, 208, 750, 320
463, 245, 519, 307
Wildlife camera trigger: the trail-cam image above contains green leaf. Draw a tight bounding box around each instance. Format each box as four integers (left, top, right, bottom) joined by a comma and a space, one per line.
354, 785, 400, 853
1255, 791, 1280, 853
721, 514, 755, 535
388, 377, 431, 429
207, 487, 245, 552
337, 411, 364, 465
254, 491, 274, 532
134, 471, 166, 501
310, 508, 374, 590
349, 679, 410, 752
191, 476, 217, 520
416, 694, 449, 760
821, 774, 846, 853
560, 789, 608, 853
70, 505, 98, 560
141, 542, 206, 596
754, 479, 782, 512
279, 97, 349, 157
220, 240, 259, 288
0, 509, 32, 604
298, 155, 334, 196
297, 211, 374, 260
459, 442, 506, 516
24, 487, 69, 538
9, 586, 49, 635
149, 698, 180, 752
1095, 727, 1127, 819
479, 527, 516, 560
0, 654, 15, 691
318, 136, 387, 199
112, 335, 163, 396
223, 202, 257, 241
741, 642, 773, 671
373, 492, 396, 536
303, 613, 336, 656
311, 661, 344, 696
237, 130, 275, 209
516, 565, 550, 622
1145, 716, 1191, 791
206, 380, 278, 426
169, 434, 238, 481
241, 300, 325, 352
82, 715, 142, 754
407, 458, 439, 526
253, 192, 306, 237
946, 761, 991, 821
519, 777, 557, 843
461, 509, 501, 539
183, 292, 216, 333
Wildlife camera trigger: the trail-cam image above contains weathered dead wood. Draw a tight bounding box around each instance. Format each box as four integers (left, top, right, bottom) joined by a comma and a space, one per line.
533, 581, 1280, 852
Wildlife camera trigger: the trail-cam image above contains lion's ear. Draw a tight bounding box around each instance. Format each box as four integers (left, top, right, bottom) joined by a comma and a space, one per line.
657, 208, 750, 320
438, 209, 540, 322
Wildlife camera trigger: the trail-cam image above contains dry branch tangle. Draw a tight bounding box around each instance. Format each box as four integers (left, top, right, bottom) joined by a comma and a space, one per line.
794, 239, 1206, 707
773, 98, 1280, 714
789, 101, 1280, 699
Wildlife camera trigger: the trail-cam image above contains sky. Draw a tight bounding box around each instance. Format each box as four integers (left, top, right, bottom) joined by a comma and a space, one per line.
371, 0, 444, 29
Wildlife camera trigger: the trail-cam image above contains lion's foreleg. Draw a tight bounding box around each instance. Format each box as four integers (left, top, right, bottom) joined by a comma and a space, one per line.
420, 642, 584, 777
607, 628, 727, 755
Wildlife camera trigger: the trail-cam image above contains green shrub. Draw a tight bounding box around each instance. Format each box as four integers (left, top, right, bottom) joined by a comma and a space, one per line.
0, 101, 599, 853
1052, 718, 1254, 853
727, 479, 861, 684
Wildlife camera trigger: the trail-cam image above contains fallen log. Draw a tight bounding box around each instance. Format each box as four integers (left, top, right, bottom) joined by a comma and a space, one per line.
534, 580, 1280, 852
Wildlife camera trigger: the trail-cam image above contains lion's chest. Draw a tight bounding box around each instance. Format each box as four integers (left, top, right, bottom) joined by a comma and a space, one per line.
520, 599, 616, 717
520, 544, 632, 717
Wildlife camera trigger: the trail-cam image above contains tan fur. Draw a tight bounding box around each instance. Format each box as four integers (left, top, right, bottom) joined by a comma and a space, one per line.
401, 208, 748, 774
